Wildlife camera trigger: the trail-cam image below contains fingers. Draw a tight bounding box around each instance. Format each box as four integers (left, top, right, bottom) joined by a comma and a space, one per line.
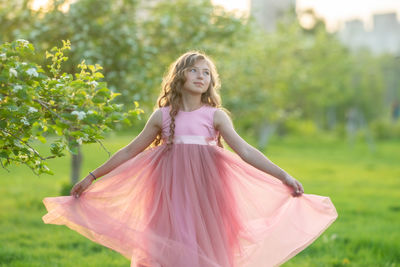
70, 185, 82, 199
70, 179, 92, 198
297, 180, 304, 193
283, 178, 301, 197
291, 180, 304, 197
70, 187, 76, 196
73, 191, 81, 199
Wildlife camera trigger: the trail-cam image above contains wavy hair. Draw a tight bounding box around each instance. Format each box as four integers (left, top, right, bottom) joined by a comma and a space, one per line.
148, 50, 230, 150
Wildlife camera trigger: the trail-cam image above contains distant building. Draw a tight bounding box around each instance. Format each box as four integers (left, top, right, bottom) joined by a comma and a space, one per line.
249, 0, 400, 55
250, 0, 296, 32
337, 12, 400, 55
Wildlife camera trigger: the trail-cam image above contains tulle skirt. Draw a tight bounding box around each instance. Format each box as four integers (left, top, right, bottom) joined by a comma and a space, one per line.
42, 136, 338, 267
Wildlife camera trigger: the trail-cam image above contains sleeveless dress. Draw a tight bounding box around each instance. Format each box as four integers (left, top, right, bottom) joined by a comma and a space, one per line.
42, 105, 338, 267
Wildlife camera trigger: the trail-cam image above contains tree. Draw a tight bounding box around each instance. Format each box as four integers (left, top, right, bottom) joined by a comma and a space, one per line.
1, 0, 151, 107
138, 0, 249, 106
0, 39, 143, 182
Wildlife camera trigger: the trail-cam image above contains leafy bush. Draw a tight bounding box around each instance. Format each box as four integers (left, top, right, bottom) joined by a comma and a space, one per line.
0, 39, 143, 175
370, 118, 400, 140
283, 119, 319, 138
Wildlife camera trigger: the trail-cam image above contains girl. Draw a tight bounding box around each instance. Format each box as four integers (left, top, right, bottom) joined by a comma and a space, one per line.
43, 51, 338, 267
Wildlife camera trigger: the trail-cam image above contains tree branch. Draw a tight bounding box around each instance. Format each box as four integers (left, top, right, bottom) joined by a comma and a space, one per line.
0, 159, 10, 172
33, 98, 73, 126
95, 138, 111, 158
0, 128, 56, 161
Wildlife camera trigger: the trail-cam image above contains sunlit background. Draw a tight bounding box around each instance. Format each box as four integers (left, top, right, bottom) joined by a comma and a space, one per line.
212, 0, 400, 32
1, 0, 400, 266
31, 0, 400, 32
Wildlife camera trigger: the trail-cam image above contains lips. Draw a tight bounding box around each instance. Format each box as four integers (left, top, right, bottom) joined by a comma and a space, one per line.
194, 82, 204, 86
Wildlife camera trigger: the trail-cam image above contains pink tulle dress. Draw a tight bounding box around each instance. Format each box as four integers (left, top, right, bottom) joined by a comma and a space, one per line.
42, 104, 338, 267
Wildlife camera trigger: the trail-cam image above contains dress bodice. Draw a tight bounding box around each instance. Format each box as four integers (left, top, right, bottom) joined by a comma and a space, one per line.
160, 105, 219, 145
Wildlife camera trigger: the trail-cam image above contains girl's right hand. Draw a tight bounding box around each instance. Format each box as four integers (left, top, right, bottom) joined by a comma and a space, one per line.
70, 176, 93, 198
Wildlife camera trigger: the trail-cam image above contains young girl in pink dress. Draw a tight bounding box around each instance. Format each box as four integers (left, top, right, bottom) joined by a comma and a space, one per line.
42, 51, 338, 267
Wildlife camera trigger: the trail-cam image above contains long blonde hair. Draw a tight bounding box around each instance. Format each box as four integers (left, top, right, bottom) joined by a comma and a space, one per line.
149, 50, 230, 150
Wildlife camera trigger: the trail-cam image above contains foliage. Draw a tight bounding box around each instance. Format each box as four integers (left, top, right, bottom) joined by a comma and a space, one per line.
217, 7, 316, 140
216, 6, 397, 144
0, 0, 151, 106
0, 39, 143, 175
0, 0, 398, 144
370, 118, 400, 139
138, 0, 250, 106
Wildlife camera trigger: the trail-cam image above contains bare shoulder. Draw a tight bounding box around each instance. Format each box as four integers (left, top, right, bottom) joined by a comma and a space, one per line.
213, 108, 248, 157
213, 108, 232, 131
124, 108, 162, 156
148, 108, 163, 130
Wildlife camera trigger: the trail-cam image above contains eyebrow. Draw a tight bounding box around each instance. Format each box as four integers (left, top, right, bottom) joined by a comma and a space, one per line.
190, 67, 210, 71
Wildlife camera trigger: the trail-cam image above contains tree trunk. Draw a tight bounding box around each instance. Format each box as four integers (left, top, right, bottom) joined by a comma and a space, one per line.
70, 144, 82, 185
327, 106, 337, 130
257, 122, 277, 151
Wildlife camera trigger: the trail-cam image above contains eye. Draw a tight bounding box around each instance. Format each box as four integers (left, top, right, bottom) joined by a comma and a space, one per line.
190, 68, 196, 72
204, 71, 210, 76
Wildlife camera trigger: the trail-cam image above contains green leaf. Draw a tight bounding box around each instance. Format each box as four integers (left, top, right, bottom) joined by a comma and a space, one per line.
94, 72, 104, 79
0, 151, 9, 158
36, 135, 47, 144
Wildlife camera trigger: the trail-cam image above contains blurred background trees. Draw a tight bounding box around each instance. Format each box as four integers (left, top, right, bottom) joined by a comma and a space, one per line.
1, 0, 400, 173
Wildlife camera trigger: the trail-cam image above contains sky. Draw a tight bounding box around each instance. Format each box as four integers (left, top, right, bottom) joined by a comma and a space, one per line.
31, 0, 400, 33
211, 0, 400, 32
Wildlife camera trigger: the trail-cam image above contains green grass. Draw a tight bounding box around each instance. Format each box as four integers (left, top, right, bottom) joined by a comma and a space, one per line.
1, 133, 399, 267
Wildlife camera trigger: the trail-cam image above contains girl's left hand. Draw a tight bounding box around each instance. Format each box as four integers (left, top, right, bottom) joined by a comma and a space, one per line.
282, 175, 304, 197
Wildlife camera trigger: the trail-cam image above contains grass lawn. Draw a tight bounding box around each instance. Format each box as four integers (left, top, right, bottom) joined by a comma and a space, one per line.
1, 132, 399, 267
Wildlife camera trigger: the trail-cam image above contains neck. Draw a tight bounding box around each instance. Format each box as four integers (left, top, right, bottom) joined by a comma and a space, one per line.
181, 95, 203, 112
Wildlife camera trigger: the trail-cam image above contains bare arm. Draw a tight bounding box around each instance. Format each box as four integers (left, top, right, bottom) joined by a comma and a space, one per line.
214, 109, 304, 196
71, 108, 162, 197
89, 108, 162, 180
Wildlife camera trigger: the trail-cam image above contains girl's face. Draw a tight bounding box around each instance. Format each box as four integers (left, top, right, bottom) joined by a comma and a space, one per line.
182, 59, 211, 95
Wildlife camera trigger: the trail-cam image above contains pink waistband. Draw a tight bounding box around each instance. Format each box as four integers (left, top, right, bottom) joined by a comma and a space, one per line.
162, 135, 218, 146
